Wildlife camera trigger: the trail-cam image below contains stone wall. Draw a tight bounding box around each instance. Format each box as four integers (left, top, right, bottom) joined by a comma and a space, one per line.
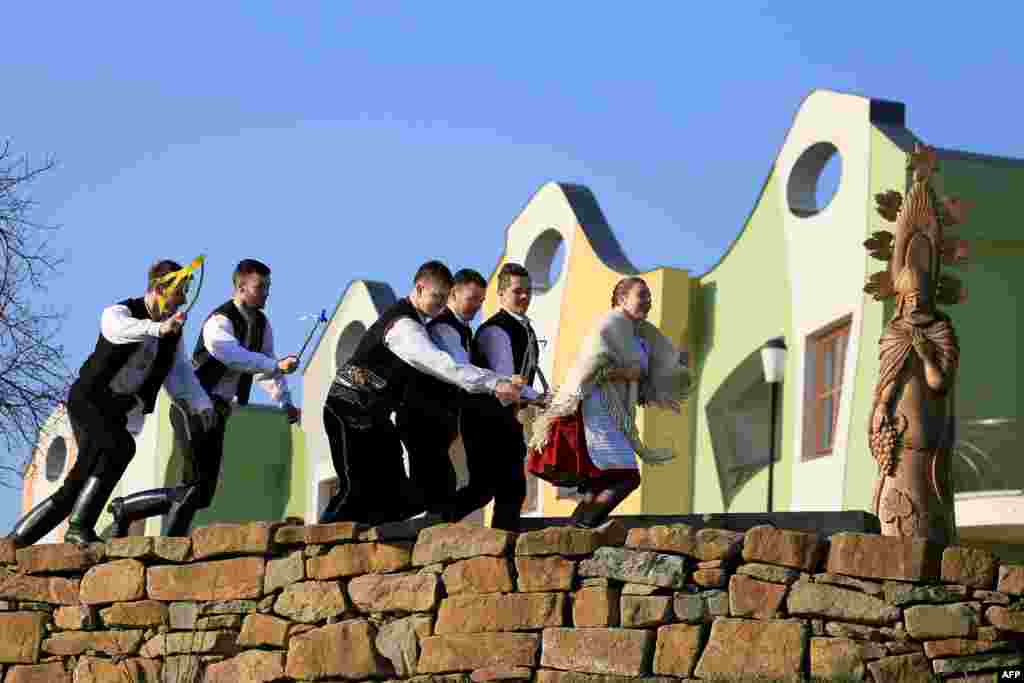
0, 521, 1023, 682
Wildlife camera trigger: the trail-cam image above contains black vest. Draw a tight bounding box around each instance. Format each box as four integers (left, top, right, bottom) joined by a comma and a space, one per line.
426, 307, 472, 354
193, 300, 267, 405
76, 297, 180, 414
472, 309, 538, 384
419, 306, 474, 404
345, 298, 436, 412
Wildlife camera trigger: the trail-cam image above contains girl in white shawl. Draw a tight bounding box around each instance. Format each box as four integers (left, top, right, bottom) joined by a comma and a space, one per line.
528, 277, 691, 528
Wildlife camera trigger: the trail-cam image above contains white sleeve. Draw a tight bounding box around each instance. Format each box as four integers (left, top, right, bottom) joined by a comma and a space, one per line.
476, 326, 516, 376
385, 317, 502, 394
429, 323, 471, 365
101, 304, 163, 344
254, 321, 293, 406
204, 314, 280, 376
163, 336, 213, 413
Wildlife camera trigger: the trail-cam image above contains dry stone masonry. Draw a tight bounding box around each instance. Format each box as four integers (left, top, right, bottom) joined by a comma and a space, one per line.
0, 520, 1021, 681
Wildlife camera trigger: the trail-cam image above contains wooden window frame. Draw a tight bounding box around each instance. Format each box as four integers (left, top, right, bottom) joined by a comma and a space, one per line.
803, 317, 851, 461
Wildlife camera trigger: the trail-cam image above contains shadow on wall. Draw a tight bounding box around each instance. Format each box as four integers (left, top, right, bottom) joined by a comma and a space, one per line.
705, 345, 781, 511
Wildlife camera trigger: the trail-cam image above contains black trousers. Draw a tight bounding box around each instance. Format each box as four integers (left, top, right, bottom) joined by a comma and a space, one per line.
451, 395, 527, 531
168, 397, 229, 509
50, 383, 137, 513
321, 396, 433, 526
394, 406, 458, 517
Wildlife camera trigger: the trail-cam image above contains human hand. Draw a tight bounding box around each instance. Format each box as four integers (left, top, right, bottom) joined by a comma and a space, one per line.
495, 380, 523, 404
278, 355, 299, 375
286, 405, 301, 424
159, 312, 186, 337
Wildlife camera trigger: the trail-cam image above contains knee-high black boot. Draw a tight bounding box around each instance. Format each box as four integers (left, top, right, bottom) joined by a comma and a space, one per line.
162, 485, 203, 537
7, 496, 70, 548
108, 488, 177, 538
65, 476, 118, 545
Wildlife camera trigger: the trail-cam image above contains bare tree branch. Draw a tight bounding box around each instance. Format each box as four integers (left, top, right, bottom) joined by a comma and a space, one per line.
0, 140, 71, 487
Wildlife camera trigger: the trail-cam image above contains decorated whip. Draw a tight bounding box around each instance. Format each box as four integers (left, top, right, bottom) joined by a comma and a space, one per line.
152, 254, 206, 318
296, 309, 329, 366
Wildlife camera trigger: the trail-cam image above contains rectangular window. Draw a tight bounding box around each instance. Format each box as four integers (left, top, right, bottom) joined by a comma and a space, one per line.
804, 318, 850, 459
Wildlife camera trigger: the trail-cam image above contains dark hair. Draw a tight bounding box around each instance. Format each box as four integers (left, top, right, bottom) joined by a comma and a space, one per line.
413, 260, 454, 287
453, 268, 487, 289
497, 262, 530, 293
147, 260, 183, 290
233, 259, 271, 288
611, 277, 647, 308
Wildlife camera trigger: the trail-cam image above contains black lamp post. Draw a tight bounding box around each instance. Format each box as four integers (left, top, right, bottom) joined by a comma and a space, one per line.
760, 337, 787, 513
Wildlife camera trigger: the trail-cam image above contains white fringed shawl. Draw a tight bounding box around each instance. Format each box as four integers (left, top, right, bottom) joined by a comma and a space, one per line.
527, 309, 691, 465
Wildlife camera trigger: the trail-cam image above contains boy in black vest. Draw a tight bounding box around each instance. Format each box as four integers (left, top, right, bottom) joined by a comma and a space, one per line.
320, 261, 523, 526
106, 259, 299, 537
394, 268, 488, 517
6, 260, 216, 547
449, 262, 542, 532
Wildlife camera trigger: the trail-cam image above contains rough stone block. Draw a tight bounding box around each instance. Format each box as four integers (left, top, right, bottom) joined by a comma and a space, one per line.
619, 595, 672, 628
98, 600, 168, 627
3, 661, 71, 682
0, 612, 47, 664
573, 586, 620, 627
273, 580, 349, 623
442, 557, 514, 595
694, 617, 807, 681
307, 541, 413, 579
998, 565, 1024, 595
578, 547, 686, 588
191, 522, 275, 560
827, 532, 942, 581
541, 627, 654, 676
42, 629, 145, 656
238, 613, 291, 648
53, 605, 97, 630
417, 633, 540, 673
516, 523, 626, 557
626, 525, 743, 562
73, 656, 161, 683
436, 593, 566, 634
0, 568, 78, 604
139, 630, 238, 657
303, 521, 359, 545
205, 650, 286, 683
866, 653, 938, 683
350, 571, 440, 613
943, 546, 999, 589
147, 557, 265, 601
787, 581, 900, 625
728, 574, 787, 619
16, 543, 104, 574
737, 562, 801, 585
80, 558, 146, 604
904, 603, 979, 639
516, 556, 575, 592
263, 550, 305, 594
742, 525, 825, 571
376, 613, 433, 677
414, 524, 514, 566
652, 623, 704, 677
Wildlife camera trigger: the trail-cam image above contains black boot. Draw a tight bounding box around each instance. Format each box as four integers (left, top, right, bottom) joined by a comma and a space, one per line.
570, 501, 609, 529
108, 488, 178, 538
163, 485, 202, 537
65, 476, 116, 545
7, 497, 69, 548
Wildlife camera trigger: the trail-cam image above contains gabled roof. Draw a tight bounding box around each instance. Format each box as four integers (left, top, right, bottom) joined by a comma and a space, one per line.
301, 279, 397, 376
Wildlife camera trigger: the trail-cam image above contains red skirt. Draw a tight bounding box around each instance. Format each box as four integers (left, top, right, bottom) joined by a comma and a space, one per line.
527, 408, 636, 488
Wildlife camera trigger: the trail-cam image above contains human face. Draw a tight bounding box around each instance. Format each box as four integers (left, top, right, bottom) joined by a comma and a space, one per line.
236, 273, 271, 309
151, 283, 186, 321
499, 275, 531, 316
618, 282, 652, 321
413, 278, 450, 318
450, 282, 486, 321
903, 291, 934, 325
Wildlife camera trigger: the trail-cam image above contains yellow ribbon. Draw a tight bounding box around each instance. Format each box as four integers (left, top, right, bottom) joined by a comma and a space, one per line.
152, 255, 205, 315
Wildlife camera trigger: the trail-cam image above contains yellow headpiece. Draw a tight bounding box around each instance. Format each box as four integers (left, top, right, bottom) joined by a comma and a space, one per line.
152, 255, 205, 315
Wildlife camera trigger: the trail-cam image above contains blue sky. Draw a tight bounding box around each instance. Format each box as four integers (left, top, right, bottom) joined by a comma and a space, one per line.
4, 4, 1023, 530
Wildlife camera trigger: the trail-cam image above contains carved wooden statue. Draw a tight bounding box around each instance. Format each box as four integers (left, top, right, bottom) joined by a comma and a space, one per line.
863, 144, 973, 544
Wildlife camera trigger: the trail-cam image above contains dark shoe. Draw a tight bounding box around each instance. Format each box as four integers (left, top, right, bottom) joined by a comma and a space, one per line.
8, 497, 68, 548
570, 501, 608, 529
163, 485, 202, 537
65, 476, 115, 546
108, 488, 179, 538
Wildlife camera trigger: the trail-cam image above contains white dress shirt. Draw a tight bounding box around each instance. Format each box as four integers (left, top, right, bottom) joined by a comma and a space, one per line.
384, 307, 504, 395
475, 309, 541, 400
201, 303, 293, 406
101, 303, 213, 434
428, 308, 473, 364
